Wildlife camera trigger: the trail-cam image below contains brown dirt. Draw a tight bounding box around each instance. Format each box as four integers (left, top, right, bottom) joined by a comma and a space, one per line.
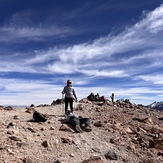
0, 101, 163, 163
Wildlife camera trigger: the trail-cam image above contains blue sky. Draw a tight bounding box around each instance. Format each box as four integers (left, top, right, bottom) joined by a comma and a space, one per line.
0, 0, 163, 106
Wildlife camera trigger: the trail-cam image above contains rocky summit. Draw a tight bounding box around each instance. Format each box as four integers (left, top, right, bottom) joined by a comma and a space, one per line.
0, 99, 163, 163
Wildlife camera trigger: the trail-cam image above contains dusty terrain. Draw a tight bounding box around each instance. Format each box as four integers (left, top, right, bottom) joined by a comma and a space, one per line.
0, 99, 163, 163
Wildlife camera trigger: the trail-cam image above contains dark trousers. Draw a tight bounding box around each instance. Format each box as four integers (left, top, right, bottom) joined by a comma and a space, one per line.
65, 97, 74, 112
68, 117, 90, 127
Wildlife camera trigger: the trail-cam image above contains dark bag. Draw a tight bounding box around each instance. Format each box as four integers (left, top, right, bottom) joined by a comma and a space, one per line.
33, 111, 47, 122
99, 96, 107, 101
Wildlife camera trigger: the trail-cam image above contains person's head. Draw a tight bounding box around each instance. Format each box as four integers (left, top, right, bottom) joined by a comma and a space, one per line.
67, 79, 72, 87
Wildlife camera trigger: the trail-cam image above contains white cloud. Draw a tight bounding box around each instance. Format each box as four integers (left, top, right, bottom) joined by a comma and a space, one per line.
47, 62, 75, 74
0, 26, 71, 42
138, 74, 163, 85
78, 69, 128, 77
0, 78, 63, 105
137, 4, 163, 33
0, 61, 37, 73
26, 49, 59, 64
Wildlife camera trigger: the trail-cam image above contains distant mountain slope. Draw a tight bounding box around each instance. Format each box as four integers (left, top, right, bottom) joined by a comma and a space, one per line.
146, 101, 163, 111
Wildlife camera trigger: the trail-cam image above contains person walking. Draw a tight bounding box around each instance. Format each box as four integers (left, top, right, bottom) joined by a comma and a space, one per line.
62, 79, 77, 114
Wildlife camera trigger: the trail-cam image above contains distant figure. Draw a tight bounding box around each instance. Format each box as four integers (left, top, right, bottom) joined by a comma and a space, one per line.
62, 79, 77, 114
63, 111, 92, 133
110, 93, 114, 102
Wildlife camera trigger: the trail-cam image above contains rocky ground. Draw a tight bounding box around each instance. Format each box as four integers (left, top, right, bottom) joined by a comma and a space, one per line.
0, 99, 163, 163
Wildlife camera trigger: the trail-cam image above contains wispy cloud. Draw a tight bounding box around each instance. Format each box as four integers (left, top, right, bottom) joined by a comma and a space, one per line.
0, 4, 163, 105
0, 26, 71, 42
78, 69, 128, 77
24, 5, 163, 78
1, 5, 163, 78
138, 74, 163, 85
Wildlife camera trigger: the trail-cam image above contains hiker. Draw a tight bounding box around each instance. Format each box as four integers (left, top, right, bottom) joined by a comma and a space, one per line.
63, 111, 92, 133
62, 79, 77, 114
110, 93, 114, 102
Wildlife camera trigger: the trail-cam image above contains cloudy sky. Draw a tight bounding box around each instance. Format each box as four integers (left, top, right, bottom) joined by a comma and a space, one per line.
0, 0, 163, 106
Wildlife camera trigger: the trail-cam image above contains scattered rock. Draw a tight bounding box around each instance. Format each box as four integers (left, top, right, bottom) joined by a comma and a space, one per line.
132, 117, 148, 123
0, 105, 4, 110
23, 157, 35, 163
9, 136, 22, 141
7, 122, 15, 128
42, 139, 58, 148
79, 98, 89, 103
13, 115, 19, 119
139, 159, 155, 163
59, 124, 75, 132
70, 153, 74, 157
54, 160, 62, 163
76, 104, 84, 110
105, 150, 118, 160
94, 121, 103, 127
25, 107, 35, 113
61, 137, 74, 144
4, 106, 14, 110
110, 136, 120, 144
82, 156, 104, 163
51, 99, 63, 105
16, 142, 28, 147
7, 148, 14, 155
127, 143, 136, 152
27, 127, 36, 133
157, 151, 163, 157
30, 104, 35, 107
154, 137, 163, 150
158, 117, 163, 120
0, 145, 5, 150
124, 126, 133, 134
7, 131, 14, 135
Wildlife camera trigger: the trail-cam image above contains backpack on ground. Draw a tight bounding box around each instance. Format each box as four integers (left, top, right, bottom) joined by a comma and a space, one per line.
99, 96, 107, 101
87, 93, 95, 101
33, 111, 47, 122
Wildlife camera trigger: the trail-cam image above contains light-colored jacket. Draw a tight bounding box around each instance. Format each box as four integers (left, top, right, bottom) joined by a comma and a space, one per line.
62, 86, 77, 99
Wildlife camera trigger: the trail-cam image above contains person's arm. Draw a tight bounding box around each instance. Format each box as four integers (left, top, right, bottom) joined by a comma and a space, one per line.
73, 89, 77, 101
62, 86, 66, 94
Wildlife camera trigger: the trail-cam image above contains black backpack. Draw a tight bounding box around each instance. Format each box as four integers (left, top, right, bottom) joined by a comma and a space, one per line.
33, 111, 47, 122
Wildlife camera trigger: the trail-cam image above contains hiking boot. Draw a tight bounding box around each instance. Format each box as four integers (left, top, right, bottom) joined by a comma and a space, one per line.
85, 126, 92, 132
75, 125, 82, 133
